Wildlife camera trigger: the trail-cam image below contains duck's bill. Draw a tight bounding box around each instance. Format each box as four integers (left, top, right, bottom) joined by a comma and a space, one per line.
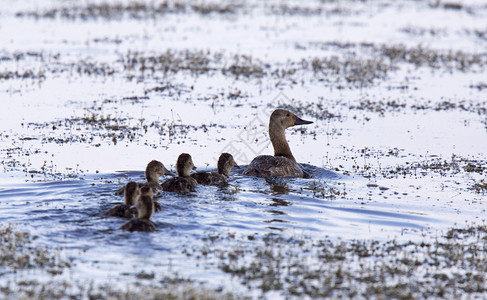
294, 116, 313, 125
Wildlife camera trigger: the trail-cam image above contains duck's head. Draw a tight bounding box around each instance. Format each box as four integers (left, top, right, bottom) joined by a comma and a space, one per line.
217, 153, 238, 177
124, 181, 141, 206
176, 153, 196, 177
269, 109, 313, 130
146, 160, 171, 181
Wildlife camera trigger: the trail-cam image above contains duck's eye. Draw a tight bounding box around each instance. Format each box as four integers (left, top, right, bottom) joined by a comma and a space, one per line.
286, 113, 290, 117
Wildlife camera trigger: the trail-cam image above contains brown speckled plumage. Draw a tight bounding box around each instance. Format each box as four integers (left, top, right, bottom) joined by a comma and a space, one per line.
120, 218, 156, 232
162, 153, 198, 193
105, 181, 139, 218
120, 194, 157, 232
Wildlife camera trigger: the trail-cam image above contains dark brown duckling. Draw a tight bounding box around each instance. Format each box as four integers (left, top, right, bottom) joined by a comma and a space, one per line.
115, 160, 172, 195
120, 191, 156, 232
105, 181, 139, 218
162, 153, 198, 193
191, 153, 237, 185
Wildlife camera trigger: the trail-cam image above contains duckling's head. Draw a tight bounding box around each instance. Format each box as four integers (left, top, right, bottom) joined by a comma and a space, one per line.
176, 153, 196, 177
136, 195, 154, 219
217, 153, 237, 177
140, 185, 154, 198
124, 181, 141, 206
269, 109, 313, 130
145, 160, 169, 182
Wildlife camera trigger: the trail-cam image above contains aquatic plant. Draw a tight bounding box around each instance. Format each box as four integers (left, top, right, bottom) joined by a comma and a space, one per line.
216, 225, 487, 298
0, 224, 69, 274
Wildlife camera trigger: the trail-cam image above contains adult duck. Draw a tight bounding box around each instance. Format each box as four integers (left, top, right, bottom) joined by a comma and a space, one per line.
243, 109, 313, 177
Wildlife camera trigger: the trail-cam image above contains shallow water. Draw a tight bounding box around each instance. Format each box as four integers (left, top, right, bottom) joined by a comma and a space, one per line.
1, 0, 487, 298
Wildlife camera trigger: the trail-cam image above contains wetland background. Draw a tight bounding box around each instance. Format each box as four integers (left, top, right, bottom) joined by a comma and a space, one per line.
1, 0, 487, 298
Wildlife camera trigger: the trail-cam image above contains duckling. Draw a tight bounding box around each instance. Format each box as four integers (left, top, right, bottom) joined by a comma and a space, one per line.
142, 160, 171, 192
115, 160, 172, 195
191, 153, 237, 185
140, 185, 162, 212
162, 153, 198, 193
243, 109, 313, 178
104, 181, 139, 218
120, 189, 156, 232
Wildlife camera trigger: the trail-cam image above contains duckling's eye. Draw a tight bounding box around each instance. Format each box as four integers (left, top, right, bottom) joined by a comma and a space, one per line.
286, 113, 290, 117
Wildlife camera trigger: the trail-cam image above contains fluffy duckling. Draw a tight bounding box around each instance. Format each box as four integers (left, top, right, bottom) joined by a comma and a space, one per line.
120, 188, 156, 232
142, 160, 171, 192
104, 181, 139, 218
162, 153, 198, 193
115, 160, 172, 195
243, 109, 313, 177
191, 153, 237, 185
140, 185, 162, 212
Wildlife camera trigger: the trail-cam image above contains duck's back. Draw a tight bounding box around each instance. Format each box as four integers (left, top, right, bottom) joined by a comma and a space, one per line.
162, 177, 197, 193
120, 219, 156, 232
243, 155, 304, 178
142, 181, 162, 192
191, 172, 226, 185
104, 204, 136, 218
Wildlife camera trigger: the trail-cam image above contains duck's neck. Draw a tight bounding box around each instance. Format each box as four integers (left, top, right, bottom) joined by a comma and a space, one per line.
178, 168, 191, 177
137, 196, 153, 219
125, 194, 137, 206
218, 166, 229, 177
269, 123, 296, 162
146, 171, 159, 183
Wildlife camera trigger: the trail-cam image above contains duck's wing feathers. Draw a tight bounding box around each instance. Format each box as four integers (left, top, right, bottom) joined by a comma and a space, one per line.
243, 155, 303, 178
104, 204, 136, 218
191, 172, 225, 185
162, 177, 197, 193
120, 219, 156, 232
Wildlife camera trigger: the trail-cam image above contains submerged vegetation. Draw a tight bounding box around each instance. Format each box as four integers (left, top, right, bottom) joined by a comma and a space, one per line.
0, 224, 69, 275
15, 1, 244, 20
2, 222, 487, 299
24, 107, 222, 148
1, 42, 486, 89
215, 225, 487, 298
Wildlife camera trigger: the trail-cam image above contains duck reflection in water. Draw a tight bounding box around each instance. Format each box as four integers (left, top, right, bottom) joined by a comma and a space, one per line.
265, 178, 291, 195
